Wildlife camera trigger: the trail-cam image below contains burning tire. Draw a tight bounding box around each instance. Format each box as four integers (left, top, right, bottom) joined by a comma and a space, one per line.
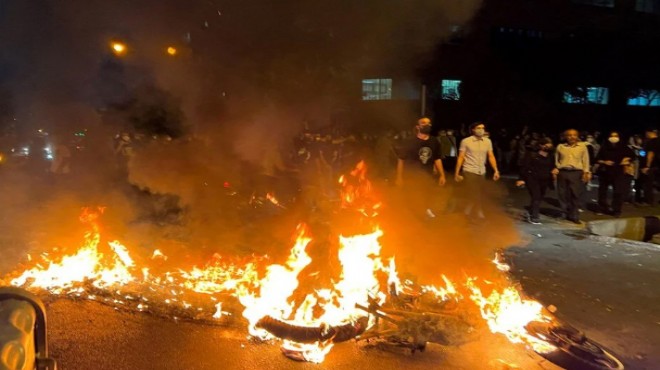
255, 315, 369, 343
526, 322, 624, 370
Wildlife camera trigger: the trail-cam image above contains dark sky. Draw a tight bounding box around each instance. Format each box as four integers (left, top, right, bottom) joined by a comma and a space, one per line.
0, 0, 483, 133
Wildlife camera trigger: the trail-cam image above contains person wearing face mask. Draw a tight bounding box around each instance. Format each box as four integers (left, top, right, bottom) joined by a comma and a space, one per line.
552, 129, 591, 224
455, 121, 500, 220
516, 138, 555, 224
586, 134, 600, 160
595, 131, 634, 217
395, 117, 446, 217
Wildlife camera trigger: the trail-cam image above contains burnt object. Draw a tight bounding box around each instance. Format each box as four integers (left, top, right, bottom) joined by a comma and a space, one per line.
525, 321, 625, 370
256, 315, 368, 343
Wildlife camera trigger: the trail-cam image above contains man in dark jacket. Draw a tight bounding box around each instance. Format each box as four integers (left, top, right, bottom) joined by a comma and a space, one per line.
596, 131, 635, 217
516, 138, 555, 224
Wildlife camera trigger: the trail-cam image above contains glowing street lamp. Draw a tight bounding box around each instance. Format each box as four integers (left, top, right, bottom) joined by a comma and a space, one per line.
166, 46, 177, 56
111, 42, 127, 56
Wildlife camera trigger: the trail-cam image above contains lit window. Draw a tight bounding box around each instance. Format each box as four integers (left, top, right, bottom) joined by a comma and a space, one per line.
627, 89, 660, 106
441, 80, 462, 100
362, 79, 392, 100
563, 87, 609, 104
572, 0, 615, 7
635, 0, 660, 13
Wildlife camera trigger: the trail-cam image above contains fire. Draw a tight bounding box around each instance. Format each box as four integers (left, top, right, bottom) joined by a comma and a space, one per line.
237, 224, 313, 339
422, 275, 462, 301
10, 208, 135, 293
492, 251, 511, 272
338, 160, 382, 217
467, 280, 556, 354
3, 162, 559, 364
151, 249, 167, 260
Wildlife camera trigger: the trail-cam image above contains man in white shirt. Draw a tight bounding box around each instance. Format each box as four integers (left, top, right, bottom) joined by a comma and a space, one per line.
455, 122, 500, 219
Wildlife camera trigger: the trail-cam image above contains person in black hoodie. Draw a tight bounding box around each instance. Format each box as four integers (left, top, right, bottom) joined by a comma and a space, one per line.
516, 138, 555, 224
595, 131, 635, 217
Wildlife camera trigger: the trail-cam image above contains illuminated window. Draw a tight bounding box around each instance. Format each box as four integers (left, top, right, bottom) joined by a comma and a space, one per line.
563, 87, 609, 105
441, 80, 462, 100
636, 0, 660, 13
572, 0, 615, 7
362, 79, 392, 100
627, 89, 660, 106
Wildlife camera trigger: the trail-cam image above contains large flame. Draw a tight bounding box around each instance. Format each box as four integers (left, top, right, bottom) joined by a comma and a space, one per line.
467, 279, 556, 354
3, 164, 558, 363
10, 208, 135, 292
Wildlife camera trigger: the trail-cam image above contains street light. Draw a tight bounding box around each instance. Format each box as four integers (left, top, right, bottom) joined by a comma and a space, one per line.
111, 41, 126, 56
166, 46, 177, 56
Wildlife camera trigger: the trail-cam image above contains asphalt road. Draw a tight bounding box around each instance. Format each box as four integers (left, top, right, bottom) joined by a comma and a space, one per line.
44, 299, 559, 370
504, 221, 660, 370
3, 174, 660, 369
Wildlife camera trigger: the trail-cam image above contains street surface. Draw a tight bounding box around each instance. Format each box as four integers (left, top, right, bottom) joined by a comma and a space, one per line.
2, 175, 660, 369
45, 299, 559, 370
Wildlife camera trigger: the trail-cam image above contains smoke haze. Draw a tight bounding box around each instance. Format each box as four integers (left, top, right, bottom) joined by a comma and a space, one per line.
0, 0, 516, 286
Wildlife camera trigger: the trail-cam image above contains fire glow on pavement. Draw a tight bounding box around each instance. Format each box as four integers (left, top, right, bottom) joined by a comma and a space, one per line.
2, 161, 556, 363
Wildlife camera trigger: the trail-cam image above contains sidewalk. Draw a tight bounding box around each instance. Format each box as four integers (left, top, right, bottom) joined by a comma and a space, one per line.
502, 175, 660, 223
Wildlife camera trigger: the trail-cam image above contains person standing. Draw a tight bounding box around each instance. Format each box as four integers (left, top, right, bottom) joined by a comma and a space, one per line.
629, 135, 644, 203
516, 138, 555, 224
438, 129, 458, 171
552, 129, 591, 223
455, 122, 500, 220
395, 117, 446, 217
638, 129, 660, 206
595, 131, 634, 217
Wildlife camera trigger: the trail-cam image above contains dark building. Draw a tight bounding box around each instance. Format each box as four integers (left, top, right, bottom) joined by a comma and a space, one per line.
357, 0, 660, 135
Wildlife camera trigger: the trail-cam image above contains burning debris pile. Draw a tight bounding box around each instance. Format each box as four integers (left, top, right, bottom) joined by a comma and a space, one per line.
2, 161, 564, 364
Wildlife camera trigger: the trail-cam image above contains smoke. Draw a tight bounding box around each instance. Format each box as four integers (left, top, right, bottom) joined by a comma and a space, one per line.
0, 0, 494, 277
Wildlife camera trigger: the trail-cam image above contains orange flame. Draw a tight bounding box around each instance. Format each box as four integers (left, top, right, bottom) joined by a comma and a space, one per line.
338, 161, 381, 217
3, 164, 560, 363
467, 280, 556, 354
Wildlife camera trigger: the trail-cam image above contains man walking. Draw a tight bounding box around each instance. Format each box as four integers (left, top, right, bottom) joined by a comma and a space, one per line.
395, 117, 446, 217
553, 129, 591, 223
455, 122, 500, 220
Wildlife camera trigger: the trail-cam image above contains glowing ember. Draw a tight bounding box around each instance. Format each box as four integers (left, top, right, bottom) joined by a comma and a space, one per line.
151, 249, 167, 260
266, 193, 284, 208
212, 302, 229, 319
467, 280, 556, 354
492, 251, 511, 272
386, 258, 401, 295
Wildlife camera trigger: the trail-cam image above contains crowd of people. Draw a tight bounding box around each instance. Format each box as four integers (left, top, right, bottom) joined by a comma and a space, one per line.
285, 119, 660, 225
5, 119, 659, 226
